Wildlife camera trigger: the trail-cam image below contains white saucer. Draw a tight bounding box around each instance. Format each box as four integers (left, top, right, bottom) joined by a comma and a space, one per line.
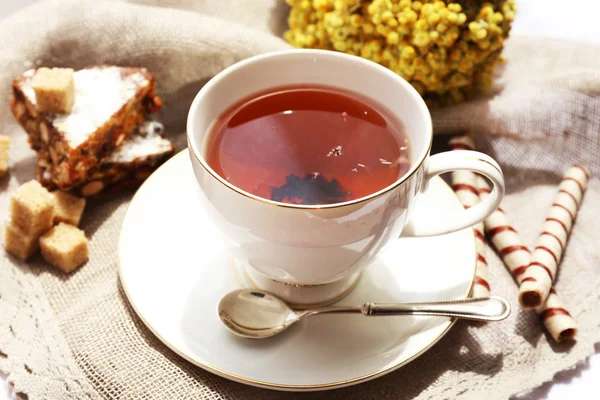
118, 150, 476, 391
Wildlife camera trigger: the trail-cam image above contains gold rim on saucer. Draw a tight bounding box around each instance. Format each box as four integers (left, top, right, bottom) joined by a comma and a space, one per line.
118, 150, 476, 391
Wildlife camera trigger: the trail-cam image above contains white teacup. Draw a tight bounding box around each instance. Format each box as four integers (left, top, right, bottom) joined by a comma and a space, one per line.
187, 49, 504, 307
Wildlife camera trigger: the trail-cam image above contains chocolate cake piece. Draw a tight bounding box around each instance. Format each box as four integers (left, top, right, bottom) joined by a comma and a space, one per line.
37, 122, 174, 197
11, 66, 162, 190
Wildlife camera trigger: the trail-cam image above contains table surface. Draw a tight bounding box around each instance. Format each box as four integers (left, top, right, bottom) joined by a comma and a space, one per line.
1, 0, 598, 399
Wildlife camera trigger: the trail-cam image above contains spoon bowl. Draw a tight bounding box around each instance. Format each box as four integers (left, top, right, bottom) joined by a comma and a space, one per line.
218, 289, 300, 339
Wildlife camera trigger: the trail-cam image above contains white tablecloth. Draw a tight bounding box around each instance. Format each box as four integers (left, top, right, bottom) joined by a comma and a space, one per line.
1, 0, 599, 399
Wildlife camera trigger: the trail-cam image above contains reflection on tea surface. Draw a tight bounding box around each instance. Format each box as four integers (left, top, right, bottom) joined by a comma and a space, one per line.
206, 85, 411, 205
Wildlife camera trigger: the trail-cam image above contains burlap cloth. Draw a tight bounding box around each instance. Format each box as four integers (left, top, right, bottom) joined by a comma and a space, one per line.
0, 1, 599, 399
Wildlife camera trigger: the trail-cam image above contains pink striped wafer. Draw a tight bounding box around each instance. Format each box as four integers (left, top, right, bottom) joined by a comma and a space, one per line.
449, 134, 489, 297
518, 165, 591, 309
477, 176, 578, 342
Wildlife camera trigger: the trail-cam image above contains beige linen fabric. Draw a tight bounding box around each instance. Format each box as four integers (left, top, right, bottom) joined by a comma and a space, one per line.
0, 1, 599, 399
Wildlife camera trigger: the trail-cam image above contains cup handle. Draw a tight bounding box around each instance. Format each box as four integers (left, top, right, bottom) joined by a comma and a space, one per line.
400, 150, 504, 237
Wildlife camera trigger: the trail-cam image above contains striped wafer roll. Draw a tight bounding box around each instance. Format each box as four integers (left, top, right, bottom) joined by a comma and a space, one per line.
449, 134, 490, 297
471, 223, 491, 298
477, 176, 578, 342
449, 135, 480, 210
448, 134, 476, 152
538, 288, 578, 342
476, 176, 530, 283
518, 165, 591, 309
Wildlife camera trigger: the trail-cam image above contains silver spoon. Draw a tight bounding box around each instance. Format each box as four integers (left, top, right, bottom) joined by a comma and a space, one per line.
218, 288, 511, 339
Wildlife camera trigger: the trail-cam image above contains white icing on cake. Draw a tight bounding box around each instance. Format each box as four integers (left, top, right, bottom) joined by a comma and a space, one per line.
21, 67, 149, 148
109, 123, 172, 163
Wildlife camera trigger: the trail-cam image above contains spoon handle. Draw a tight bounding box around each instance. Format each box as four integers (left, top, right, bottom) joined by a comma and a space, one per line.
361, 296, 510, 322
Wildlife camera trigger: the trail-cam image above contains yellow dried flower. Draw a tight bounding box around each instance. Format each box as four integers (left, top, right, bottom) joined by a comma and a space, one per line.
428, 13, 441, 25
362, 22, 375, 34
313, 0, 329, 10
405, 9, 418, 23
284, 0, 517, 105
414, 19, 428, 30
401, 45, 416, 58
387, 31, 400, 44
350, 14, 364, 26
447, 3, 461, 13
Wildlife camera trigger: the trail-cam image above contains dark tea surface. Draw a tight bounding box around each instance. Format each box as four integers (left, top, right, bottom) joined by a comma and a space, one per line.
205, 85, 410, 205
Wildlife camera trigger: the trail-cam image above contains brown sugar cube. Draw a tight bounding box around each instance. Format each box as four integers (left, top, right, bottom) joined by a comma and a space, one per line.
0, 135, 10, 177
40, 223, 88, 273
10, 180, 55, 236
31, 67, 75, 113
52, 191, 86, 226
4, 223, 40, 261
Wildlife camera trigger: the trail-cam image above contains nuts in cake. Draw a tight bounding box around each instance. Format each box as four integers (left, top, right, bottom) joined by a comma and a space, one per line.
0, 135, 10, 177
52, 191, 86, 226
39, 222, 88, 273
4, 223, 39, 261
31, 67, 75, 113
10, 180, 55, 236
79, 181, 104, 197
12, 66, 162, 190
35, 121, 174, 197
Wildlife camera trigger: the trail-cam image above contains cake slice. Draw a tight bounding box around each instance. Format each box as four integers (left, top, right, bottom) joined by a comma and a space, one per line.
11, 66, 162, 191
37, 122, 174, 197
